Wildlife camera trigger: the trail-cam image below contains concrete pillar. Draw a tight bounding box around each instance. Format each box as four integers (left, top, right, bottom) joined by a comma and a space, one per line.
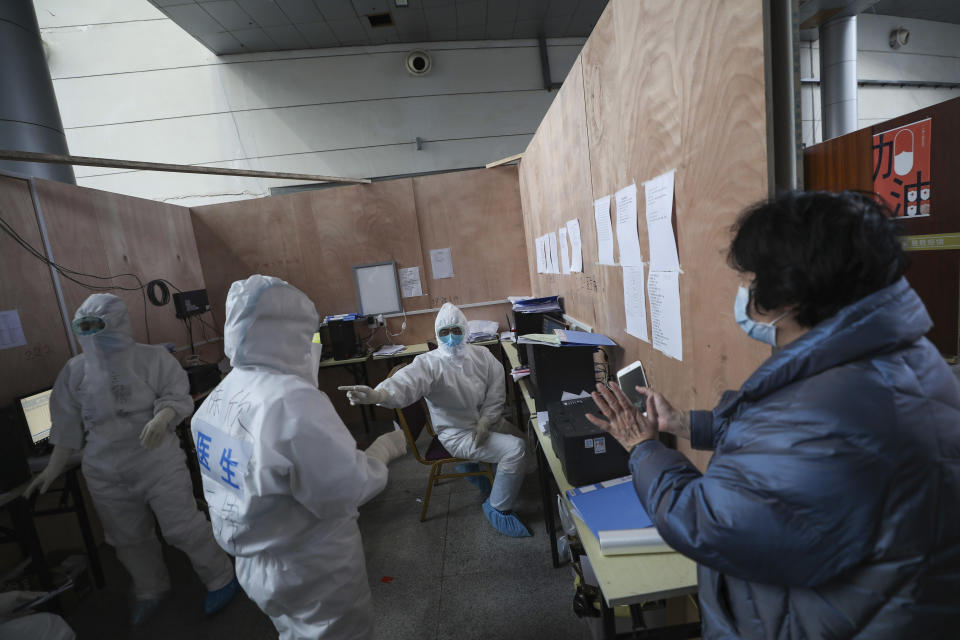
819, 15, 858, 140
0, 0, 75, 183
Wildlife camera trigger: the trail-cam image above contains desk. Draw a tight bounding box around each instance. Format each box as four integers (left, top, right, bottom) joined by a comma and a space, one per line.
319, 353, 375, 432
502, 341, 699, 638
1, 460, 106, 595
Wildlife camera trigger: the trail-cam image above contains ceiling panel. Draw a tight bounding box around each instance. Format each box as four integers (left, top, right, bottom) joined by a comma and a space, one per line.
298, 20, 341, 47
164, 4, 225, 34
231, 26, 277, 50
148, 0, 608, 55
202, 1, 252, 31
274, 0, 325, 23
327, 17, 371, 45
425, 4, 456, 30
264, 24, 310, 49
318, 0, 361, 21
351, 0, 392, 14
235, 0, 293, 27
873, 0, 960, 24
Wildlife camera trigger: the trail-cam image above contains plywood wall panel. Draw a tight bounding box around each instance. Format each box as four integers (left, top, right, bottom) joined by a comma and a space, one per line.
519, 0, 771, 470
0, 176, 74, 405
34, 179, 206, 352
192, 180, 425, 323
518, 58, 599, 330
412, 167, 530, 309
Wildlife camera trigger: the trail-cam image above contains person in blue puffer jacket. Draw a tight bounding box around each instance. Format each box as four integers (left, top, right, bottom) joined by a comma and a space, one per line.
588, 190, 960, 639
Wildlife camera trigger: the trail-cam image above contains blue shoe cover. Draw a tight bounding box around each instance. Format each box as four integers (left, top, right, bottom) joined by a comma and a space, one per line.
456, 463, 492, 493
204, 577, 240, 616
130, 597, 164, 625
482, 499, 532, 537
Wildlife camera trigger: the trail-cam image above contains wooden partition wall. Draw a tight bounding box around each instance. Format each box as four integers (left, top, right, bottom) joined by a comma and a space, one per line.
189, 166, 530, 345
518, 0, 771, 468
804, 96, 960, 356
0, 175, 205, 406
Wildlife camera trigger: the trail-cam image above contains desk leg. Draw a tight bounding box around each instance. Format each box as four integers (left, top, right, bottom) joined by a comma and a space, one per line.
10, 497, 54, 591
600, 598, 617, 639
66, 470, 106, 589
536, 441, 561, 568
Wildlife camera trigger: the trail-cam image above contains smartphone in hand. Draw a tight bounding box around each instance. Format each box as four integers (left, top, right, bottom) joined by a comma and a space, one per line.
616, 361, 648, 414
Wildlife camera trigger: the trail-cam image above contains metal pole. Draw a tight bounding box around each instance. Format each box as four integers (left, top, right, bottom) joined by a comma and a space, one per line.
0, 149, 372, 184
820, 16, 858, 140
0, 0, 75, 183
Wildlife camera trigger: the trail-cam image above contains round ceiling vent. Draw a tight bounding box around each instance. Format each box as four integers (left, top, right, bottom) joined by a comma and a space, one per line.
405, 49, 432, 76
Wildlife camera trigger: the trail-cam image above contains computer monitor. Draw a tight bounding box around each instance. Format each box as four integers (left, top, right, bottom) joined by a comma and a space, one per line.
18, 388, 53, 445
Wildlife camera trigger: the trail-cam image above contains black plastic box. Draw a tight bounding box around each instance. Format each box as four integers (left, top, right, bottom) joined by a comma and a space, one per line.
547, 397, 630, 487
173, 289, 210, 319
525, 343, 596, 410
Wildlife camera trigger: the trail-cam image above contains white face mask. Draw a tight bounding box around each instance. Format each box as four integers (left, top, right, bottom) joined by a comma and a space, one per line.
734, 286, 789, 347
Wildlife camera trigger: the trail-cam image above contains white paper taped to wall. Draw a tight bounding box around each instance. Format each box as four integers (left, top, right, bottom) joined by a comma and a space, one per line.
594, 196, 615, 266
0, 309, 27, 351
399, 266, 423, 297
566, 218, 583, 272
430, 248, 454, 279
615, 183, 644, 267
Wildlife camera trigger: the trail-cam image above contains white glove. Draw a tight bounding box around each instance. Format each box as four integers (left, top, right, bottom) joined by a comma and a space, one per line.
338, 385, 388, 406
140, 406, 177, 449
365, 430, 408, 465
23, 445, 75, 498
473, 416, 492, 446
0, 590, 47, 616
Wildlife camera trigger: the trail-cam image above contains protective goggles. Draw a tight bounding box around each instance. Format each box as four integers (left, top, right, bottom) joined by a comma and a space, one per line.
437, 325, 464, 338
72, 316, 106, 336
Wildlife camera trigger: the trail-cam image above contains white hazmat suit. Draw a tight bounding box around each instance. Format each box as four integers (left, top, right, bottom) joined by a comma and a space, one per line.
343, 303, 531, 537
192, 275, 405, 640
38, 294, 236, 619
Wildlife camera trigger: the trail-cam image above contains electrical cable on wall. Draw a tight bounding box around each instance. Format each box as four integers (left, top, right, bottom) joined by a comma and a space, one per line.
0, 212, 203, 348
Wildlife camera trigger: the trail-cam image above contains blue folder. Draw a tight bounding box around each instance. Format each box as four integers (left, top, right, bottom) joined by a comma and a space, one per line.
566, 476, 653, 537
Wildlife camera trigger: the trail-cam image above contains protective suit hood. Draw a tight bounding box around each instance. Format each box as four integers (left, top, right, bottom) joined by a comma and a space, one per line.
434, 303, 468, 360
75, 293, 136, 351
224, 275, 319, 381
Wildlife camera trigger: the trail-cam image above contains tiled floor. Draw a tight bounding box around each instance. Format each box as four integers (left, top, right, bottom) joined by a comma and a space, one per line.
59, 421, 594, 639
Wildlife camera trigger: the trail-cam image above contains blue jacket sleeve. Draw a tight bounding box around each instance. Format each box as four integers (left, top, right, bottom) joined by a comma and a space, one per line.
628, 421, 888, 588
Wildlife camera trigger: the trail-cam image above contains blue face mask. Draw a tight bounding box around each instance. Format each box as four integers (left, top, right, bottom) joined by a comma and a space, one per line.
439, 332, 463, 348
734, 286, 788, 347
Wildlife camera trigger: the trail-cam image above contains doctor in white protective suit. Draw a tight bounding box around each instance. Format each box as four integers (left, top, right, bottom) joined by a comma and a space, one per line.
192, 275, 406, 640
25, 294, 238, 625
340, 302, 532, 537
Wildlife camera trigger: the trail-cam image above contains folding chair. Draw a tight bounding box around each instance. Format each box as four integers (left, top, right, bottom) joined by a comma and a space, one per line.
388, 363, 495, 521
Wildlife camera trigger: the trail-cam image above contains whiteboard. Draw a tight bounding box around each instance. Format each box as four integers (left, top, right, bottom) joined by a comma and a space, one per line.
353, 261, 402, 316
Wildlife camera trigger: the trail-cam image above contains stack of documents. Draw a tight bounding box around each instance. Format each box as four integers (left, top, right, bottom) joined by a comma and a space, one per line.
512, 295, 562, 314
554, 330, 616, 347
467, 320, 499, 343
324, 313, 360, 323
516, 333, 562, 346
566, 476, 672, 556
510, 366, 530, 382
373, 345, 405, 357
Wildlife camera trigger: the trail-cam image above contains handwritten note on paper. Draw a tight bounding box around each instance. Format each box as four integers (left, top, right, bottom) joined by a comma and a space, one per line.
623, 266, 649, 342
548, 232, 560, 274
559, 227, 572, 275
648, 271, 682, 360
399, 267, 423, 298
0, 309, 27, 351
615, 183, 644, 267
430, 248, 455, 279
566, 219, 583, 272
644, 170, 680, 272
594, 196, 615, 265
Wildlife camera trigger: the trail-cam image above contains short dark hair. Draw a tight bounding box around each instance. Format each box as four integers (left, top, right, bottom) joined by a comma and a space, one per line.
728, 190, 908, 328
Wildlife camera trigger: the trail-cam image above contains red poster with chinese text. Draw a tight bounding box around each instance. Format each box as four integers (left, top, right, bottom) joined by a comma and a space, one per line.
872, 118, 932, 218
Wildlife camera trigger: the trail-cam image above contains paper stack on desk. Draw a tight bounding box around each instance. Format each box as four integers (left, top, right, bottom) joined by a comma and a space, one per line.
374, 345, 405, 356
566, 476, 672, 556
512, 295, 562, 314
467, 320, 499, 343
